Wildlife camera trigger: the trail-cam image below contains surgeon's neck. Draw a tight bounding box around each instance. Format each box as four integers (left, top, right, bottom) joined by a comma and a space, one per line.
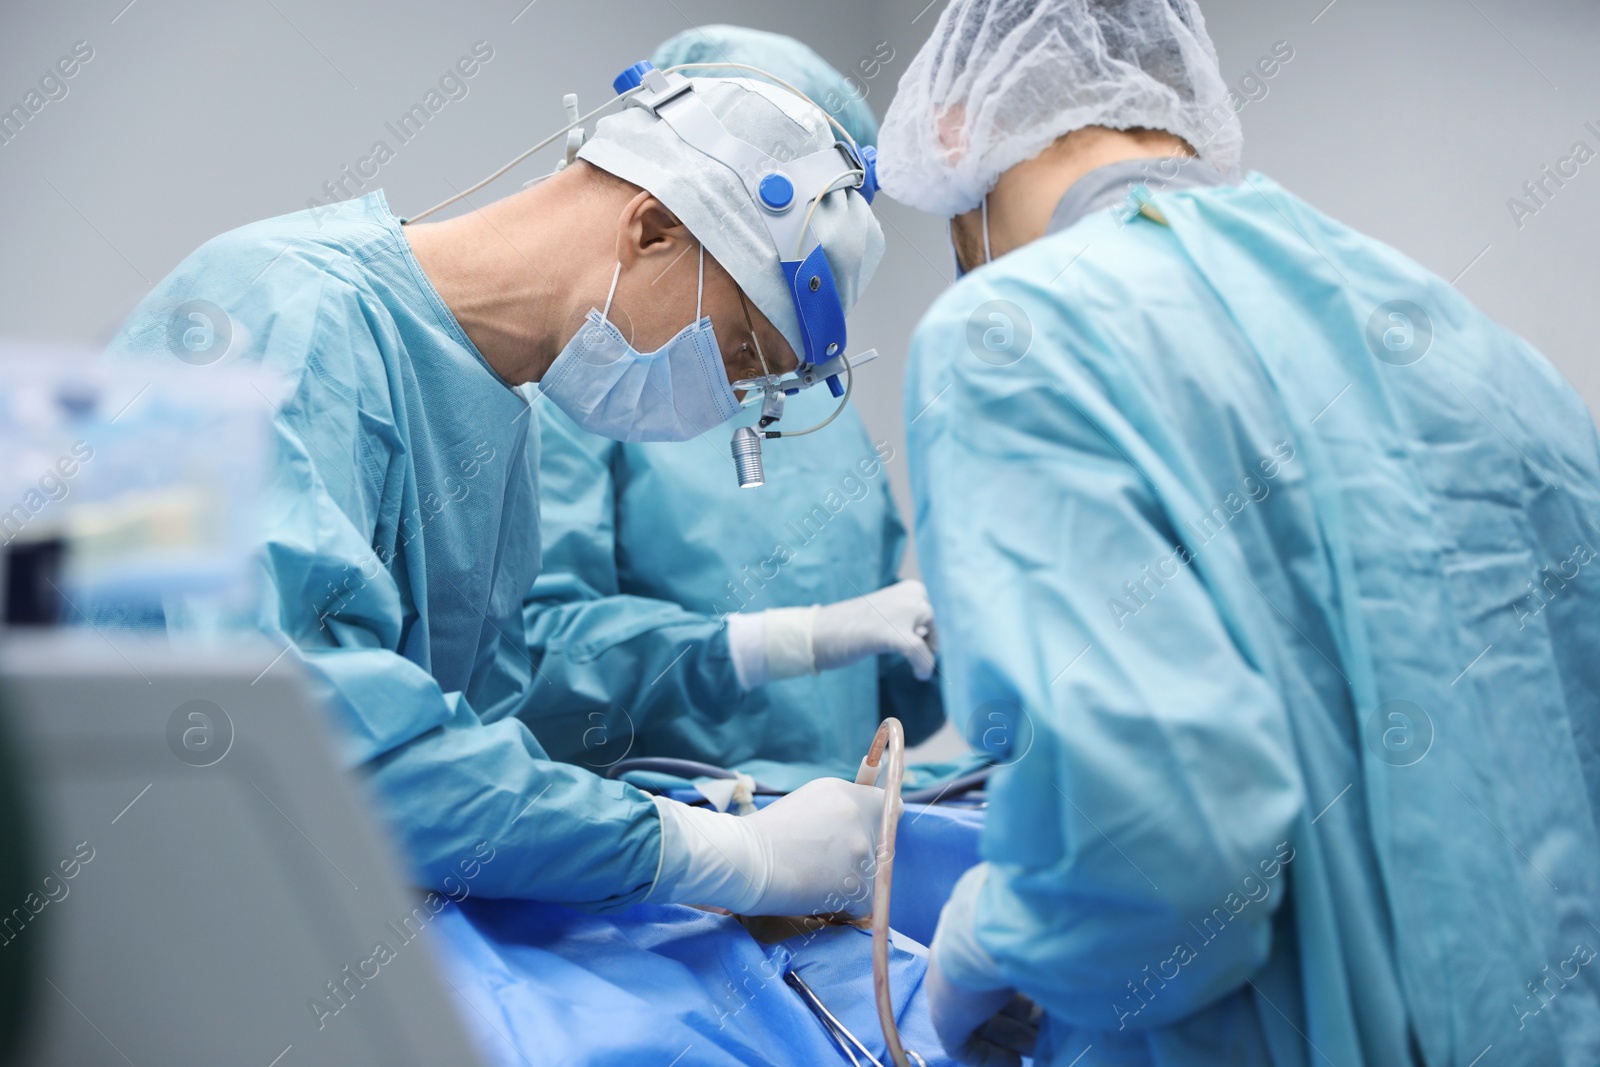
402, 166, 610, 387
954, 126, 1196, 269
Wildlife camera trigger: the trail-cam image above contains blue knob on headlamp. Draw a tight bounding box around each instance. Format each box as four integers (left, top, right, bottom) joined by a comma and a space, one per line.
858, 145, 879, 205
758, 172, 795, 212
613, 60, 655, 95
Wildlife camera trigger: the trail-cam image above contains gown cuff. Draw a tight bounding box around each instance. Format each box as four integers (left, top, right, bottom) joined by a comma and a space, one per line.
644, 795, 766, 913
726, 612, 768, 691
762, 605, 818, 681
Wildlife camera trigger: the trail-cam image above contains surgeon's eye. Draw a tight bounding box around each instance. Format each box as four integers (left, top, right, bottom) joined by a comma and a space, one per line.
730, 341, 760, 376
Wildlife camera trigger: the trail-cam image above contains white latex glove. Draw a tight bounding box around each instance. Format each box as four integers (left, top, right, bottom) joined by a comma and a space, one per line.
646, 778, 884, 917
815, 579, 937, 677
926, 959, 1041, 1067
927, 865, 1041, 1067
725, 580, 937, 690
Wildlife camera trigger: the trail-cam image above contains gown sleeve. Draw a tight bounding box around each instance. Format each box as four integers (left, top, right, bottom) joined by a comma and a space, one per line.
519, 405, 748, 762
255, 281, 662, 910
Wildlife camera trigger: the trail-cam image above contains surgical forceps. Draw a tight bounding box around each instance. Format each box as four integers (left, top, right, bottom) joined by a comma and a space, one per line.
785, 970, 927, 1067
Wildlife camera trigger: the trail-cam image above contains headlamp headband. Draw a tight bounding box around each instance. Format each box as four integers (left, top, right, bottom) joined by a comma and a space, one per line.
615, 61, 879, 397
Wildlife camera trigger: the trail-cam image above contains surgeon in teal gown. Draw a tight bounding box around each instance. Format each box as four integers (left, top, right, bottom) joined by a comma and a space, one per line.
880, 0, 1600, 1064
523, 27, 946, 790
105, 53, 901, 920
113, 194, 659, 907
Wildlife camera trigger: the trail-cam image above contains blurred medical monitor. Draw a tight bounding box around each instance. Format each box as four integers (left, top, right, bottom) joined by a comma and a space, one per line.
0, 633, 485, 1067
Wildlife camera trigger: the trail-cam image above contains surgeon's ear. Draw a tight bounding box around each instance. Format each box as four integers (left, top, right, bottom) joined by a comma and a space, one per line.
618, 191, 692, 268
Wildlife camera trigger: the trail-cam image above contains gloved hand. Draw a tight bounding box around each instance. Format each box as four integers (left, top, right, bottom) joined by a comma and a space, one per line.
647, 777, 884, 917
725, 580, 938, 690
927, 864, 1041, 1067
815, 579, 937, 677
926, 958, 1041, 1067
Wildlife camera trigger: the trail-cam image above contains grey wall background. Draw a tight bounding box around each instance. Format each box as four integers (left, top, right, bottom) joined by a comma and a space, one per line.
3, 0, 1597, 575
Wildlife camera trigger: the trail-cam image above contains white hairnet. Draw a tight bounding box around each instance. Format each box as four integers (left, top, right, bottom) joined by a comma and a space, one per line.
579, 77, 883, 362
878, 0, 1243, 216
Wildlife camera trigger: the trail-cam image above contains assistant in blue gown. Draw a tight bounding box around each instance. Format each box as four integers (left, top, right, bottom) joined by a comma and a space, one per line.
522, 28, 944, 790
908, 165, 1600, 1065
111, 192, 661, 908
525, 393, 944, 789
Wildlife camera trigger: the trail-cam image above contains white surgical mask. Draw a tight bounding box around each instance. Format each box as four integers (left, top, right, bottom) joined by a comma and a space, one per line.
540, 244, 740, 442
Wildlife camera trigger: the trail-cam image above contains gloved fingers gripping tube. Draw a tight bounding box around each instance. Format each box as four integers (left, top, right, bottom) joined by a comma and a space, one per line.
855, 718, 914, 1067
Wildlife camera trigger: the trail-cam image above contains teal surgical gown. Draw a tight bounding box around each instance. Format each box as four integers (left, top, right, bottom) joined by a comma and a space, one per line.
111, 192, 661, 908
908, 172, 1600, 1065
522, 392, 945, 791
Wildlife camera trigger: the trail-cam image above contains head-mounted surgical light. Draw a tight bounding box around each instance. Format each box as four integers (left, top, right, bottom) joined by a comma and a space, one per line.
407, 59, 881, 489
612, 60, 882, 487
611, 62, 889, 489
613, 61, 871, 380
